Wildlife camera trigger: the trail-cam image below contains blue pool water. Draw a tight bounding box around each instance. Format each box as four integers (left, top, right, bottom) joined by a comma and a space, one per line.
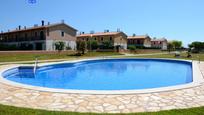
2, 59, 192, 90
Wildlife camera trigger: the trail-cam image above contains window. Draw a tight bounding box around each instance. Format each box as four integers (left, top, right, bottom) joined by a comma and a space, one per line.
86, 38, 89, 41
25, 33, 27, 39
94, 38, 96, 40
15, 35, 18, 42
5, 36, 7, 42
101, 37, 103, 41
61, 31, 64, 37
110, 37, 112, 41
35, 32, 38, 37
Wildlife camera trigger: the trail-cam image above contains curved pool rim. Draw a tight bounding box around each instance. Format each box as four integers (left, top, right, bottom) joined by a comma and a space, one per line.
0, 58, 203, 95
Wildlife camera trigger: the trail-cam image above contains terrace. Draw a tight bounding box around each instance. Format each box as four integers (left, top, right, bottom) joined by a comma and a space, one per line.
0, 52, 203, 114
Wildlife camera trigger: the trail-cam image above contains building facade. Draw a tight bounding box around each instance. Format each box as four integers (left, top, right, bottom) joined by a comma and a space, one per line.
151, 38, 168, 50
0, 21, 77, 50
76, 31, 127, 49
127, 35, 151, 48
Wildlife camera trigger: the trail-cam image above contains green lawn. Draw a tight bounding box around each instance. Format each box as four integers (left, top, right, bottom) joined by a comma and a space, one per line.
0, 52, 121, 62
125, 53, 204, 61
0, 104, 204, 115
1, 51, 203, 63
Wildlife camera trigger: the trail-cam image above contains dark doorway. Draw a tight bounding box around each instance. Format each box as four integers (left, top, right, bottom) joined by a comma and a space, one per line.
40, 31, 44, 40
115, 45, 121, 52
35, 43, 43, 50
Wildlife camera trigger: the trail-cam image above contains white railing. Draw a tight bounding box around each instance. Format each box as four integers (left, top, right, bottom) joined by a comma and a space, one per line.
33, 57, 38, 73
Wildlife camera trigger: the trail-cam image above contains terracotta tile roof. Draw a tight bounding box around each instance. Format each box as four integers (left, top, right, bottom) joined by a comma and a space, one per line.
127, 35, 149, 39
151, 38, 167, 42
0, 23, 77, 35
77, 32, 121, 37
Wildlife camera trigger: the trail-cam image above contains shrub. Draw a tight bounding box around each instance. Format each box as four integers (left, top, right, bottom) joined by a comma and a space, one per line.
91, 40, 98, 50
76, 40, 87, 54
55, 41, 65, 52
66, 46, 72, 50
127, 45, 136, 53
0, 44, 19, 51
99, 41, 114, 49
128, 45, 136, 51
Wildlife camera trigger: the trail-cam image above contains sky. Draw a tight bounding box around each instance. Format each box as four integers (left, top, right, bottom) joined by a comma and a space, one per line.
0, 0, 204, 47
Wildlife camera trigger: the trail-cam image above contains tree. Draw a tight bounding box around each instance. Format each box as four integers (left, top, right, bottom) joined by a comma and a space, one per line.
167, 42, 173, 53
172, 40, 182, 50
87, 40, 98, 50
188, 41, 204, 53
101, 41, 113, 49
55, 41, 65, 52
76, 40, 87, 54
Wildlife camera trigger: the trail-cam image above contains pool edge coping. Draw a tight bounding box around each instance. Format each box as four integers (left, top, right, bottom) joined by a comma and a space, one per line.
0, 58, 203, 95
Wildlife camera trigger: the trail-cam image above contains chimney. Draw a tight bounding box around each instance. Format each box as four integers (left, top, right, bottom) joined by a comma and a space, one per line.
34, 24, 38, 27
47, 22, 50, 25
104, 30, 109, 33
8, 29, 10, 32
1, 30, 3, 33
61, 20, 64, 24
18, 25, 21, 30
41, 20, 44, 26
117, 28, 120, 32
24, 26, 26, 30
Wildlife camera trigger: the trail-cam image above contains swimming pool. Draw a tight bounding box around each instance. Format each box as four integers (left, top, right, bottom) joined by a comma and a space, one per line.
2, 59, 193, 90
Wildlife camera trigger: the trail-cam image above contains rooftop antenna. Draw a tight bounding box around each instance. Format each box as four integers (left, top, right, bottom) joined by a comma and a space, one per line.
90, 30, 94, 34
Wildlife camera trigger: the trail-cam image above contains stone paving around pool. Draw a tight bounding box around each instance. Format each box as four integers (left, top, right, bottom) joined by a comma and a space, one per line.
0, 62, 203, 113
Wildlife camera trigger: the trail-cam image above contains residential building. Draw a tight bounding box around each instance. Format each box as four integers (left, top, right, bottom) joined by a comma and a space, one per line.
151, 38, 168, 50
0, 20, 77, 50
76, 31, 127, 49
127, 35, 151, 48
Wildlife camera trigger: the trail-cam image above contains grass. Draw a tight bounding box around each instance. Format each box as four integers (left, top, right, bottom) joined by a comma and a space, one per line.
125, 52, 204, 61
0, 52, 121, 62
1, 104, 204, 115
